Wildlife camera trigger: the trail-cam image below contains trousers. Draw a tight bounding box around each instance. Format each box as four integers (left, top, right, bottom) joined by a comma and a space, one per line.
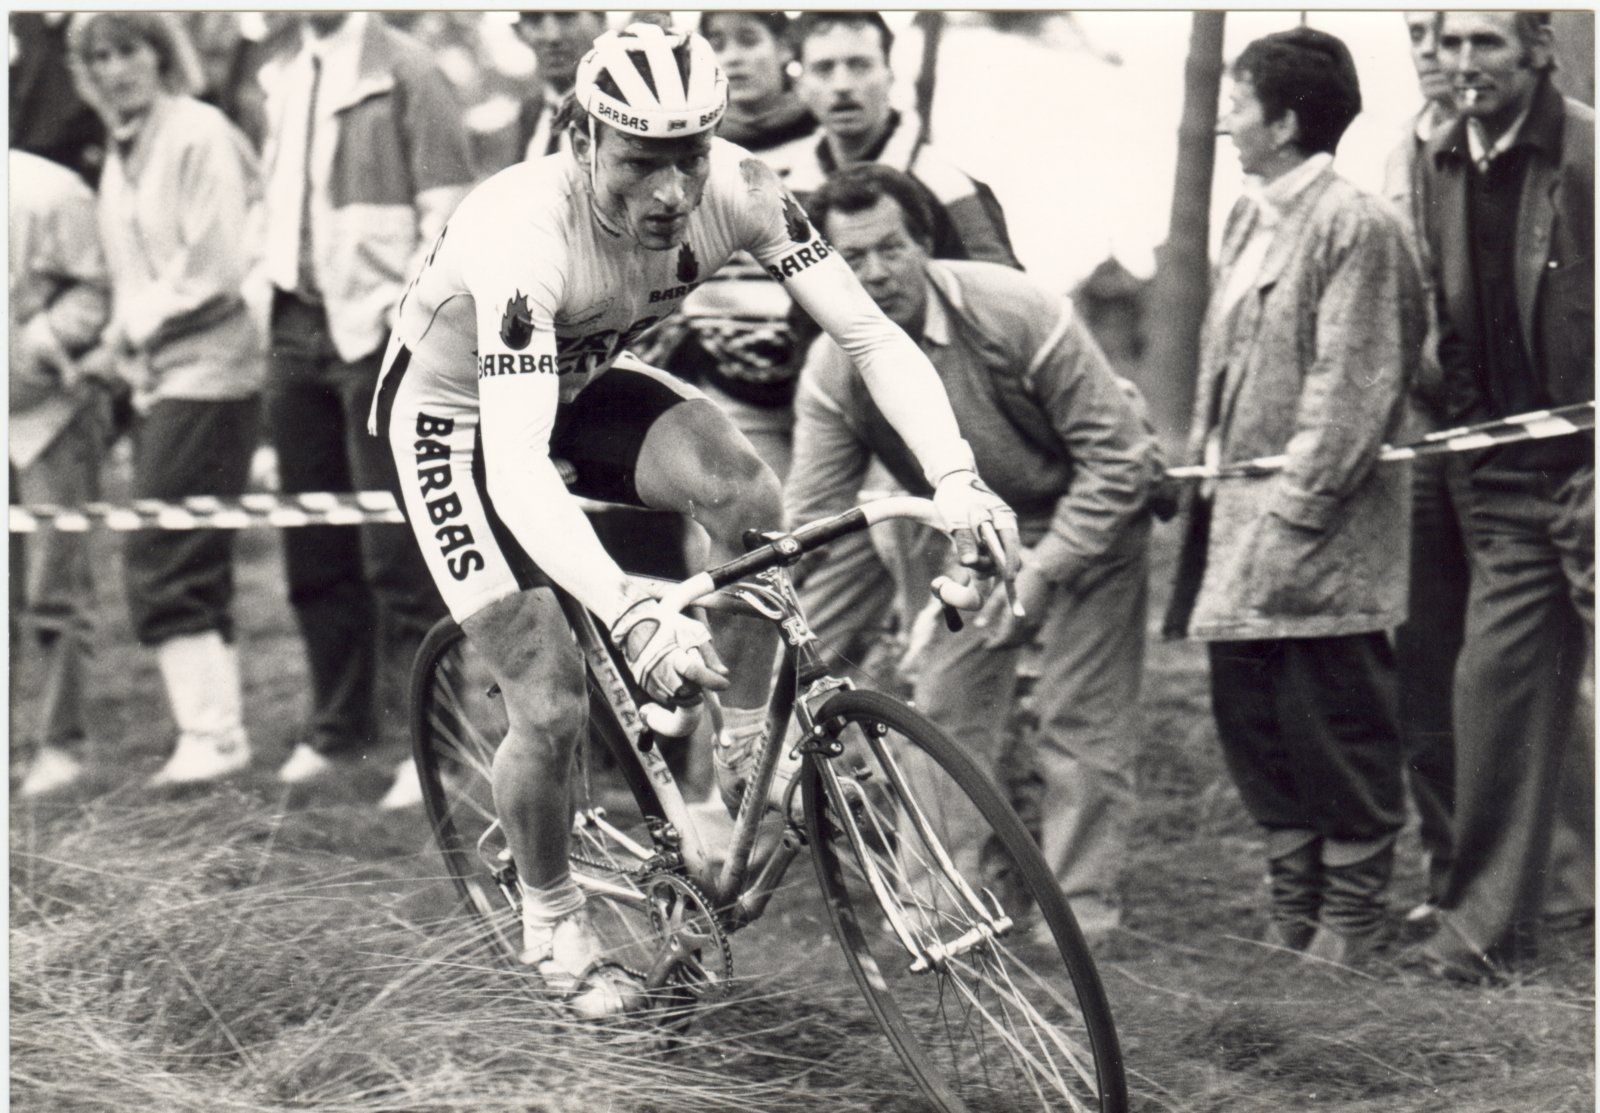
1440, 462, 1594, 959
1207, 633, 1407, 843
11, 404, 105, 749
267, 291, 445, 754
905, 522, 1150, 934
1393, 452, 1470, 900
124, 397, 259, 646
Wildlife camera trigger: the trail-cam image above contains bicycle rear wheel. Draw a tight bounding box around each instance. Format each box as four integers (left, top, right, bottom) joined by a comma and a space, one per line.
802, 688, 1126, 1112
409, 617, 667, 965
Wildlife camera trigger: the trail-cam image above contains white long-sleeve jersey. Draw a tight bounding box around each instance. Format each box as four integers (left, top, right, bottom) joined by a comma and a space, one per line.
372, 139, 974, 626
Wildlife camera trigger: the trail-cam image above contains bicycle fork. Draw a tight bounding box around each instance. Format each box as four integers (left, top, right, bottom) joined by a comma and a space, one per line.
812, 721, 1014, 974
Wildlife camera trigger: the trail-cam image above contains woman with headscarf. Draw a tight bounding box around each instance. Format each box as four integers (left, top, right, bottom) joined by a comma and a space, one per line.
69, 12, 265, 786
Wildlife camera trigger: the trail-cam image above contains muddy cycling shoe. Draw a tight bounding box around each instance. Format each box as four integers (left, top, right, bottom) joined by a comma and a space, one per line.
712, 721, 802, 818
520, 907, 646, 1020
712, 721, 763, 815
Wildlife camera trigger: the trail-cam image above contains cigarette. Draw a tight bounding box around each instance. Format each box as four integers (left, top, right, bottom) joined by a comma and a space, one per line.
1462, 88, 1480, 107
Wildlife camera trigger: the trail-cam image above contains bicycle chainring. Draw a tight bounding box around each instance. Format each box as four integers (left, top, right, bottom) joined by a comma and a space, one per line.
641, 873, 733, 1018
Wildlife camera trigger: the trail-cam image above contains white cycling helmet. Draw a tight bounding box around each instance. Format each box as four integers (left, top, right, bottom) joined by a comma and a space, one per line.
573, 22, 727, 139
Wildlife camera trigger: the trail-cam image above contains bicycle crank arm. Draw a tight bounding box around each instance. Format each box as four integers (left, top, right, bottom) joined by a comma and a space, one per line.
572, 870, 649, 906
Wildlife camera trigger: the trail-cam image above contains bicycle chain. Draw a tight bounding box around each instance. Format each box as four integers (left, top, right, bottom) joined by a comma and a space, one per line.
563, 849, 733, 1007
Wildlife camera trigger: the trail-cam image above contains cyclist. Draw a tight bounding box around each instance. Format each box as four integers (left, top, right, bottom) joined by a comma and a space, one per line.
370, 22, 1019, 1018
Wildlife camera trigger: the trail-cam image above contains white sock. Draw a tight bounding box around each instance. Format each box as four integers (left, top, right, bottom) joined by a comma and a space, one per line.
519, 873, 585, 930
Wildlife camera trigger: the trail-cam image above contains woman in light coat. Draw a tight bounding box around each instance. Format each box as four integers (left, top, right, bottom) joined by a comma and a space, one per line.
1163, 27, 1424, 965
69, 12, 265, 785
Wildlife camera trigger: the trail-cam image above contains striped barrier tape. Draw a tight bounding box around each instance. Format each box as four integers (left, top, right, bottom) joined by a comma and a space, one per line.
1164, 401, 1594, 481
7, 490, 624, 535
9, 403, 1593, 533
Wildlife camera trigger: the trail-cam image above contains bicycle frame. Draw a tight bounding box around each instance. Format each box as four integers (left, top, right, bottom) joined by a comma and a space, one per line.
554, 562, 847, 925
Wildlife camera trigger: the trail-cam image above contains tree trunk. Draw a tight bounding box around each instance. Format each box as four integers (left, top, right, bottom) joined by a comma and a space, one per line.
912, 11, 944, 144
1141, 11, 1226, 438
1552, 11, 1595, 107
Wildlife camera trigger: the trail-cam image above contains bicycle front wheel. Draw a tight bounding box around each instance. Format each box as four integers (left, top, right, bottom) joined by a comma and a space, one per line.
802, 688, 1126, 1112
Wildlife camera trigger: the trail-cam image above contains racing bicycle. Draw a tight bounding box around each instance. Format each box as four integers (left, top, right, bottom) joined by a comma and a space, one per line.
409, 496, 1127, 1112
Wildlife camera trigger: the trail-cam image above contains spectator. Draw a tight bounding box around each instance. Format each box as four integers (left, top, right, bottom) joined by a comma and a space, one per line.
8, 149, 113, 796
666, 11, 820, 481
1163, 27, 1424, 965
789, 165, 1159, 944
1415, 11, 1594, 980
703, 11, 816, 156
779, 12, 1023, 673
1381, 10, 1466, 924
256, 13, 474, 802
511, 10, 606, 161
67, 12, 266, 786
182, 12, 297, 151
781, 11, 1019, 267
10, 12, 106, 184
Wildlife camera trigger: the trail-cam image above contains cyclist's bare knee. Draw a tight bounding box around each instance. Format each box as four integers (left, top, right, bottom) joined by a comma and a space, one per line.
462, 588, 586, 753
690, 450, 783, 553
636, 399, 782, 549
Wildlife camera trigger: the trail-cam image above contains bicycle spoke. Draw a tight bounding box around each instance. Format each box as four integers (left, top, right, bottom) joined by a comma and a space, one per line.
805, 690, 1124, 1112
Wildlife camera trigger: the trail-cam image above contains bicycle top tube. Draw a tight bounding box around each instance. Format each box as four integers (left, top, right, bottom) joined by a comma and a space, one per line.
655, 496, 944, 619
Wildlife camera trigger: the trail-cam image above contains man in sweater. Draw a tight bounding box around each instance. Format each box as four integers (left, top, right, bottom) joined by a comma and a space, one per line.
786, 165, 1158, 944
774, 12, 1024, 683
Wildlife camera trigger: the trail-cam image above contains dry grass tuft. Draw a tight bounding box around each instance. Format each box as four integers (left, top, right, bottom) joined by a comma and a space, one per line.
11, 789, 920, 1113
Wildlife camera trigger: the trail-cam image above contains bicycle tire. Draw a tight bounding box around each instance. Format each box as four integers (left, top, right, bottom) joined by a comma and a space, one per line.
409, 616, 666, 964
802, 688, 1127, 1112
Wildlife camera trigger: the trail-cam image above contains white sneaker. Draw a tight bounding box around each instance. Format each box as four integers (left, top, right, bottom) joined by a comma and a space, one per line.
378, 757, 424, 810
149, 730, 251, 786
276, 742, 337, 784
521, 906, 645, 1020
19, 746, 84, 797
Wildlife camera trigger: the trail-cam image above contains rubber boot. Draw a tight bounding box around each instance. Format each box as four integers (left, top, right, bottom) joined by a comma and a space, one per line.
1265, 829, 1323, 951
150, 631, 251, 785
1304, 835, 1395, 966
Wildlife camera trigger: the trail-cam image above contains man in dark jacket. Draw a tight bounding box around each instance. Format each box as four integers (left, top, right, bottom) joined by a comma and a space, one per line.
1381, 11, 1465, 923
511, 10, 605, 162
1416, 10, 1594, 980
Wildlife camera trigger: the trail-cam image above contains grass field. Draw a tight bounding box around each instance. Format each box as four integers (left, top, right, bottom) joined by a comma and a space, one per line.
10, 479, 1595, 1112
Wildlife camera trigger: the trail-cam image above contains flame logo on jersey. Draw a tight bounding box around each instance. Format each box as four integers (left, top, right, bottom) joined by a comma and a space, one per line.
780, 188, 812, 244
499, 292, 535, 350
677, 242, 700, 284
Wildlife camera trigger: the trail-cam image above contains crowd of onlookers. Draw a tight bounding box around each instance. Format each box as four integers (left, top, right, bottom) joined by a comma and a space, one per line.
8, 10, 1592, 985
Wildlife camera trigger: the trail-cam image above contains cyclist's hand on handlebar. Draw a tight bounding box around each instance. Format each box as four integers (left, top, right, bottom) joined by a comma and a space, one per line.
933, 470, 1022, 582
609, 599, 731, 706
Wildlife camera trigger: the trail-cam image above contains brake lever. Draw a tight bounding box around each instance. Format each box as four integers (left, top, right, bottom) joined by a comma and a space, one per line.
977, 521, 1025, 618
